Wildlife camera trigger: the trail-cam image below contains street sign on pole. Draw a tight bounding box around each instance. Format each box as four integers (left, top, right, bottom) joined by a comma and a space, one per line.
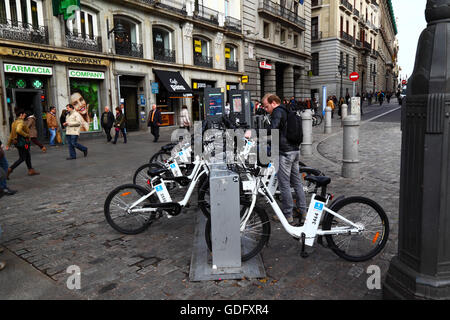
349, 72, 360, 82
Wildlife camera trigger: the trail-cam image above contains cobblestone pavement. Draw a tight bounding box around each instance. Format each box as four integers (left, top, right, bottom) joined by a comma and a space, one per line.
0, 102, 402, 300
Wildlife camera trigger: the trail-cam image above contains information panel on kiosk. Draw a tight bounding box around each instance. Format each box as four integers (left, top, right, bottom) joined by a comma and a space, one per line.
204, 88, 224, 125
230, 90, 253, 129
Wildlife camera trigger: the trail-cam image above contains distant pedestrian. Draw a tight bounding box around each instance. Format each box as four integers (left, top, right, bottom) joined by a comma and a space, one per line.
180, 105, 191, 131
46, 106, 59, 147
113, 107, 127, 144
379, 91, 385, 106
60, 105, 70, 145
0, 139, 17, 196
327, 96, 336, 118
101, 106, 115, 143
338, 97, 345, 118
5, 108, 40, 178
63, 105, 88, 160
148, 104, 162, 142
25, 112, 46, 153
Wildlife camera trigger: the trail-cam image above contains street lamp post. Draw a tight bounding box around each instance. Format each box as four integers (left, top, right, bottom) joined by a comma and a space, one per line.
338, 58, 346, 99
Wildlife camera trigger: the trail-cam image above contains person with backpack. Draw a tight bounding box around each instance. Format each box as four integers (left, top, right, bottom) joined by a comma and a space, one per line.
262, 93, 307, 225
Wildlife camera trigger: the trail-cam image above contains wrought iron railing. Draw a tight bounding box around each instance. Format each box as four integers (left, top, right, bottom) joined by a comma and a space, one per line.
224, 16, 242, 33
0, 18, 49, 44
193, 4, 219, 26
225, 59, 238, 71
194, 54, 213, 68
340, 0, 353, 12
353, 8, 360, 17
66, 32, 102, 52
355, 39, 362, 47
340, 31, 354, 44
363, 41, 371, 50
258, 0, 306, 29
115, 39, 144, 58
154, 0, 187, 15
153, 47, 176, 63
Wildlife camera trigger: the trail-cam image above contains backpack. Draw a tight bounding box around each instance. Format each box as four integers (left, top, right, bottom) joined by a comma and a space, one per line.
280, 105, 303, 145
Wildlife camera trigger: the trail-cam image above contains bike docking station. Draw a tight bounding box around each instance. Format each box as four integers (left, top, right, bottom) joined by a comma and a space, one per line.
189, 88, 266, 281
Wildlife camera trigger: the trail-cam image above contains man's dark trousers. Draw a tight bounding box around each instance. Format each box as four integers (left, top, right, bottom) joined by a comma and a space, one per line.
150, 125, 159, 142
104, 126, 112, 142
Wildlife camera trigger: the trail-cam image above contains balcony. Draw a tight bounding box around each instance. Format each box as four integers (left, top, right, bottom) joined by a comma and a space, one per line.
153, 47, 176, 63
258, 0, 306, 31
354, 38, 362, 48
339, 0, 353, 14
115, 39, 144, 58
312, 31, 322, 41
66, 32, 102, 52
353, 8, 360, 19
224, 16, 242, 33
371, 49, 378, 57
0, 19, 49, 45
311, 0, 323, 8
225, 59, 239, 71
194, 54, 213, 68
340, 31, 354, 45
363, 41, 371, 51
193, 4, 219, 26
153, 0, 187, 16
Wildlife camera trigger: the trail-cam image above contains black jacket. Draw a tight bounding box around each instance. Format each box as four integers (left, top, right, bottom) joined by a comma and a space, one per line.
269, 105, 299, 154
148, 109, 162, 127
101, 111, 115, 128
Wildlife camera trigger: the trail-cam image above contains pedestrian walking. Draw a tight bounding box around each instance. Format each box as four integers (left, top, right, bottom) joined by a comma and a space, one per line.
46, 106, 59, 147
148, 104, 162, 142
0, 139, 16, 196
180, 105, 191, 132
101, 106, 115, 142
5, 108, 40, 178
338, 97, 345, 118
25, 112, 46, 153
262, 93, 307, 225
368, 91, 373, 105
327, 96, 336, 118
112, 107, 127, 144
379, 91, 385, 106
63, 105, 88, 160
59, 105, 70, 145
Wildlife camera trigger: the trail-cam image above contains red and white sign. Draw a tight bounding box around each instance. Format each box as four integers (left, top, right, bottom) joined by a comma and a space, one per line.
402, 80, 407, 85
259, 61, 273, 70
349, 72, 360, 82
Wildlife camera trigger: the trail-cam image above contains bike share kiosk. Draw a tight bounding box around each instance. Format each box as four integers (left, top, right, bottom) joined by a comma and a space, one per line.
189, 88, 265, 281
229, 90, 252, 128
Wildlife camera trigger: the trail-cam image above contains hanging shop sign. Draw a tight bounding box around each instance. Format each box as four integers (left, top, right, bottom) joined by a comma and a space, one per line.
241, 75, 249, 83
194, 40, 202, 53
69, 70, 105, 79
259, 61, 272, 70
0, 47, 110, 66
225, 47, 231, 59
4, 63, 53, 75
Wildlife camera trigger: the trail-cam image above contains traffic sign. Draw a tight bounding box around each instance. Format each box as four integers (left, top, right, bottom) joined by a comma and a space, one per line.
349, 72, 360, 82
402, 80, 407, 85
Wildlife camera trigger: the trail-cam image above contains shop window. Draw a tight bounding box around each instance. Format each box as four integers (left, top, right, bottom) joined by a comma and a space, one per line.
0, 0, 44, 27
293, 34, 298, 48
263, 21, 270, 39
280, 28, 286, 44
193, 37, 212, 68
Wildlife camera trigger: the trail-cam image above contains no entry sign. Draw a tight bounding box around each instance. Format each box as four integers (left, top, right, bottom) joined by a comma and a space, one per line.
349, 72, 360, 82
402, 80, 407, 85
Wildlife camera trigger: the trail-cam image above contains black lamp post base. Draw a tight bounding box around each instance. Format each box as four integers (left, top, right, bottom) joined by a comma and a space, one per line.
383, 257, 450, 300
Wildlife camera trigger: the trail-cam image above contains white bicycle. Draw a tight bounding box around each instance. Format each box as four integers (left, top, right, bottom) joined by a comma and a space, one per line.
205, 165, 390, 262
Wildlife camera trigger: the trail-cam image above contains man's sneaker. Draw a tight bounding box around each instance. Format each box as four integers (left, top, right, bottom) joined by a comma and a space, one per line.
0, 261, 5, 271
83, 149, 88, 157
3, 188, 17, 196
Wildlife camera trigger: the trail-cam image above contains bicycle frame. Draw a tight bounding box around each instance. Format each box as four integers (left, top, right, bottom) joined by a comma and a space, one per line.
242, 176, 364, 247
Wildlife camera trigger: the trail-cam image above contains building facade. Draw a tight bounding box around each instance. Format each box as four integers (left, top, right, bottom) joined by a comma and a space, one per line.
242, 0, 312, 102
310, 0, 398, 103
0, 0, 245, 142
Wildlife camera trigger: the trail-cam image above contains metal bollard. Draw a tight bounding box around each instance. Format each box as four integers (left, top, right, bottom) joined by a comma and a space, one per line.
301, 109, 313, 156
342, 115, 360, 178
324, 106, 332, 134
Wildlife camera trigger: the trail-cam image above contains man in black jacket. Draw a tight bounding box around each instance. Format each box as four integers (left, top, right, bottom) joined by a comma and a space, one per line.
101, 106, 115, 142
262, 94, 307, 224
148, 104, 162, 142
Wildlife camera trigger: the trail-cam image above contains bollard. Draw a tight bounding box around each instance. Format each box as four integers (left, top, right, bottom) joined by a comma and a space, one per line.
341, 115, 360, 178
324, 106, 332, 134
341, 104, 348, 121
301, 109, 313, 156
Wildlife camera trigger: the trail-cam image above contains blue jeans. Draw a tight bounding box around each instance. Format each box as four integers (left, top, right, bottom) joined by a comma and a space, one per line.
0, 156, 8, 189
49, 128, 57, 146
277, 151, 307, 218
67, 135, 87, 159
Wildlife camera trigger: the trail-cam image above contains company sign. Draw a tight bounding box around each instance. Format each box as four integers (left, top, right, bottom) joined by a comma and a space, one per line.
69, 70, 105, 79
4, 63, 53, 75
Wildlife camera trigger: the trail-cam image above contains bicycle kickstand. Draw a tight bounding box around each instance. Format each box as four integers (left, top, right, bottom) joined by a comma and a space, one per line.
300, 233, 309, 258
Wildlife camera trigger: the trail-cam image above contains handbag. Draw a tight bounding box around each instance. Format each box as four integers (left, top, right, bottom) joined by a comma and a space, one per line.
56, 130, 62, 144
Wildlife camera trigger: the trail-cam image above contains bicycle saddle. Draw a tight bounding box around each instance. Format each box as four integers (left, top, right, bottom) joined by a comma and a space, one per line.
304, 175, 331, 187
161, 143, 177, 152
148, 168, 168, 177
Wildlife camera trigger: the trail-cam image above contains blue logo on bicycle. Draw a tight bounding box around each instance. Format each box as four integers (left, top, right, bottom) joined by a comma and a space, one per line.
155, 185, 163, 192
314, 202, 324, 211
179, 152, 183, 156
170, 164, 176, 169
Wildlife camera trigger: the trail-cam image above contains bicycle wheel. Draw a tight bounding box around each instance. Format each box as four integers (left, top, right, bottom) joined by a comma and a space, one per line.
205, 201, 271, 262
150, 151, 171, 165
133, 163, 169, 190
315, 114, 323, 126
197, 173, 211, 218
104, 184, 157, 235
322, 196, 389, 262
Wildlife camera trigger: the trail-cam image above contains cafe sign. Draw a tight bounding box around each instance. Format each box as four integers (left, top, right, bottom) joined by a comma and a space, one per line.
69, 70, 105, 79
4, 63, 53, 75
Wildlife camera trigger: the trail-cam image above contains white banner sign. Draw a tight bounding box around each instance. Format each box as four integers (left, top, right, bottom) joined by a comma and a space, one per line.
69, 70, 105, 79
4, 63, 53, 75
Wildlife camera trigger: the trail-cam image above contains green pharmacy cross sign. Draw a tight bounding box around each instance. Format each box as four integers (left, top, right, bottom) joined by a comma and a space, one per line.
16, 79, 26, 89
52, 0, 80, 20
32, 79, 43, 89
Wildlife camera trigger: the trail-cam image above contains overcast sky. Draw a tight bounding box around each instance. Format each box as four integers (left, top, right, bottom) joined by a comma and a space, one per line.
393, 0, 427, 81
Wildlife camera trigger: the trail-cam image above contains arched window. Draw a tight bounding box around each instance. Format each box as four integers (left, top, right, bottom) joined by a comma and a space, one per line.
153, 26, 175, 62
193, 36, 212, 68
65, 7, 101, 52
113, 15, 142, 58
225, 44, 238, 71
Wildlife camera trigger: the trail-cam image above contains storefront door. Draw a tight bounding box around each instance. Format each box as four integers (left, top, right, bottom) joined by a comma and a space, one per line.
121, 86, 139, 131
12, 89, 45, 141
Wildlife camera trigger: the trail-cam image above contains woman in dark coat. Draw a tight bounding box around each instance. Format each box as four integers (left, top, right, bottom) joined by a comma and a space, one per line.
112, 107, 127, 144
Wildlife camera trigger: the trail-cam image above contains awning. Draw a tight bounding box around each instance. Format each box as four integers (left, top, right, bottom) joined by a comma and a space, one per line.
153, 69, 193, 98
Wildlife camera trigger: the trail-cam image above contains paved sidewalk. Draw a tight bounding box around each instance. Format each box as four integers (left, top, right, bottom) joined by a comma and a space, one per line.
0, 104, 402, 300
